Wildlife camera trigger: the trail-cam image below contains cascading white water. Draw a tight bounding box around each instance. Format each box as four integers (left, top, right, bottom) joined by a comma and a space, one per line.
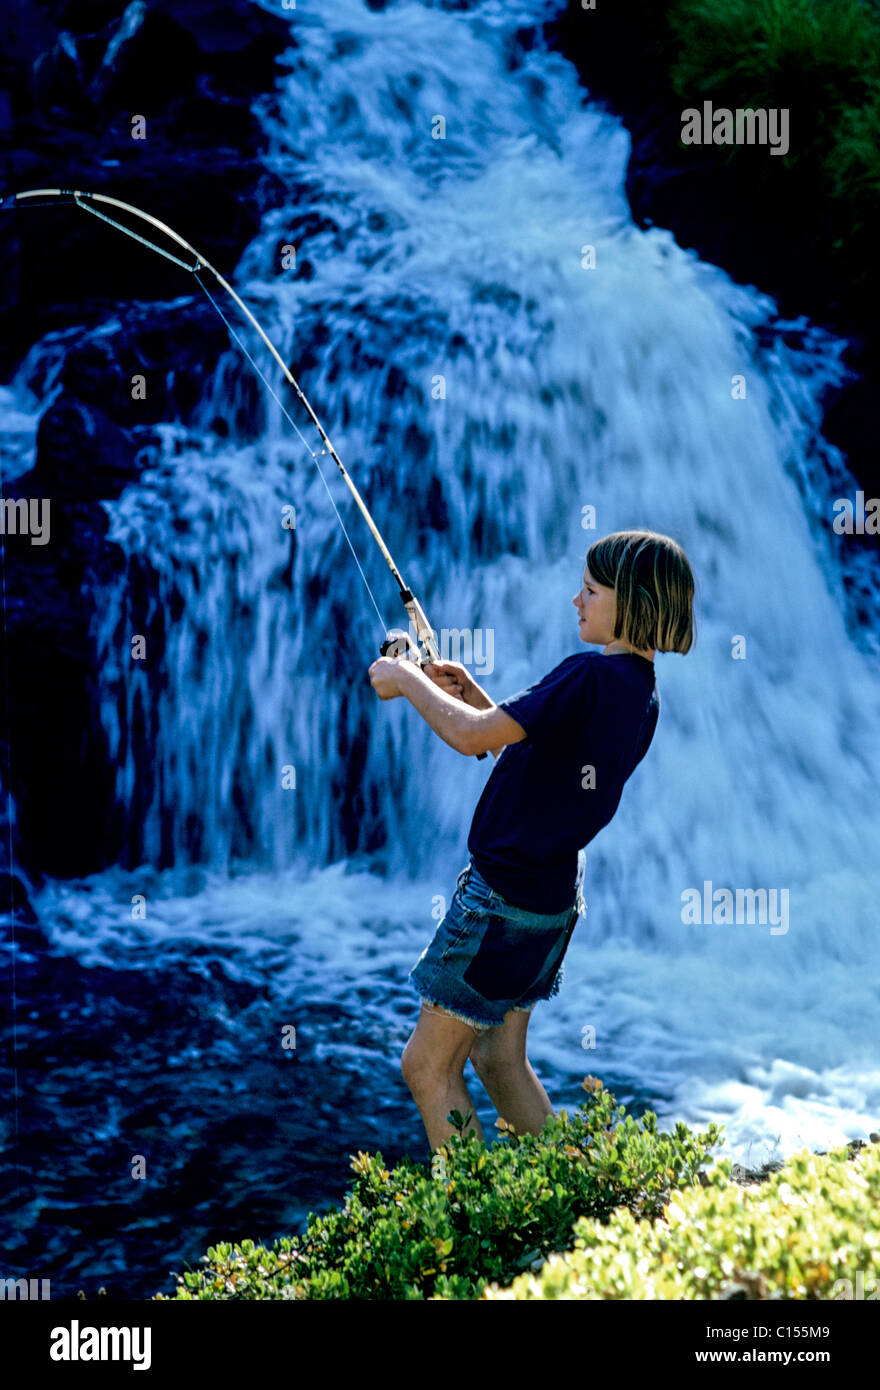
6, 0, 880, 1158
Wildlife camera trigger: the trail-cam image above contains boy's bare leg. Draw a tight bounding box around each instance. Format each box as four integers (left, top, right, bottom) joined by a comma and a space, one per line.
468, 1008, 554, 1136
402, 1005, 486, 1149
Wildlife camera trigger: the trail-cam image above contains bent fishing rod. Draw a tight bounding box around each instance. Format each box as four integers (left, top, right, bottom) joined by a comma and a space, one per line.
1, 187, 486, 759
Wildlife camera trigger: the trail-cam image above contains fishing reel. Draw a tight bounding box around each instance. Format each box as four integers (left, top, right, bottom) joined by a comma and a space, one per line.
379, 612, 488, 761
380, 586, 439, 667
380, 627, 428, 665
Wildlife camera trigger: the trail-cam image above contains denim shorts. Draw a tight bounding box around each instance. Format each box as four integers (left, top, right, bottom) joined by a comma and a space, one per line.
408, 851, 587, 1033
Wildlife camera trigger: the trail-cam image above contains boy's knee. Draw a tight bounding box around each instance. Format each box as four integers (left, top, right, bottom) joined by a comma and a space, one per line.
469, 1042, 523, 1080
401, 1039, 435, 1090
402, 1037, 468, 1092
400, 1040, 418, 1084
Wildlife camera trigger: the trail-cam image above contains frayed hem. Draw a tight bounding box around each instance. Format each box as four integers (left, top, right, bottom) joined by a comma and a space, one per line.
419, 996, 499, 1033
516, 966, 565, 1011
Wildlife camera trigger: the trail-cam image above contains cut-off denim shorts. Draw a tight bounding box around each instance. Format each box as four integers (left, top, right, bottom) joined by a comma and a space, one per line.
408, 850, 587, 1033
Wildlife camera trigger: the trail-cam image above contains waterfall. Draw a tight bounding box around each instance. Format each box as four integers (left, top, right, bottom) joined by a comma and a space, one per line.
4, 0, 879, 1158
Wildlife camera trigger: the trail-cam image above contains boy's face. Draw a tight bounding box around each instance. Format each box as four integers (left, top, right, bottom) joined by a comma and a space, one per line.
572, 565, 617, 645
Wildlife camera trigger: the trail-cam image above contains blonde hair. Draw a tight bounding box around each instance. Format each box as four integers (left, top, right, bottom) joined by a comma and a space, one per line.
585, 530, 695, 654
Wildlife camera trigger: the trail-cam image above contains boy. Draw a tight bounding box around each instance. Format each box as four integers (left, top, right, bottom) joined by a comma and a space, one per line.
368, 529, 695, 1149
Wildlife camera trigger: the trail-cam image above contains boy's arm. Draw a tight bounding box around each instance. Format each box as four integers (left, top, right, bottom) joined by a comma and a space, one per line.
457, 678, 493, 711
420, 661, 515, 758
464, 689, 508, 759
445, 676, 504, 758
396, 663, 526, 757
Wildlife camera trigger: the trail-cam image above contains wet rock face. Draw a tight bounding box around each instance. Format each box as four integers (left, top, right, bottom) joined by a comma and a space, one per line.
0, 0, 294, 880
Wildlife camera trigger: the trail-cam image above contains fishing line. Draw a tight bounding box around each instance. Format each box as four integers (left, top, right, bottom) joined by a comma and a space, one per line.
0, 184, 487, 1193
69, 195, 390, 627
0, 188, 392, 1198
192, 270, 388, 633
1, 188, 425, 634
75, 194, 200, 273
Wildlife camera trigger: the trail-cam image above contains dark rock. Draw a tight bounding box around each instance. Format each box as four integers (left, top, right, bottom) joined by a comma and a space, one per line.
85, 7, 200, 108
0, 0, 294, 378
35, 396, 139, 502
0, 0, 295, 878
0, 814, 38, 923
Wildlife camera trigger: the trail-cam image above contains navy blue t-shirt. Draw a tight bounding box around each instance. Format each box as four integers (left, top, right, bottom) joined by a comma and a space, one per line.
467, 651, 659, 912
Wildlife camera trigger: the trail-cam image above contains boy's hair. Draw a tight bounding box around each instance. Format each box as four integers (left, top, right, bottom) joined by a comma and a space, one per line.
585, 530, 695, 654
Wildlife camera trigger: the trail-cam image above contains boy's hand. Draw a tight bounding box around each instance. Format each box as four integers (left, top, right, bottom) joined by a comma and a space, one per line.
368, 655, 405, 700
422, 659, 475, 705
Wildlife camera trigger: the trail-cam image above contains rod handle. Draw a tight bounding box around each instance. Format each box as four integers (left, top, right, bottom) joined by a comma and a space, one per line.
379, 631, 488, 760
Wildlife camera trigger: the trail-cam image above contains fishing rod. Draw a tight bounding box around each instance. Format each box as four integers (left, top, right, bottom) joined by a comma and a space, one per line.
0, 187, 486, 758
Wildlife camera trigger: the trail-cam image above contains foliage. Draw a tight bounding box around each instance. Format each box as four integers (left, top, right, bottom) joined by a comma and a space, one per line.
484, 1137, 880, 1300
669, 0, 880, 107
155, 1082, 722, 1300
665, 0, 880, 277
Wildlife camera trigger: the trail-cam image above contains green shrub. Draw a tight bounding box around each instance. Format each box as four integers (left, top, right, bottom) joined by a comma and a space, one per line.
668, 0, 880, 110
155, 1082, 723, 1301
666, 0, 880, 282
484, 1138, 880, 1300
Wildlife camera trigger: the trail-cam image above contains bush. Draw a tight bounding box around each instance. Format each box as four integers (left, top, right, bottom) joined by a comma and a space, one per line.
484, 1137, 880, 1300
669, 0, 880, 112
666, 0, 880, 279
155, 1081, 723, 1301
